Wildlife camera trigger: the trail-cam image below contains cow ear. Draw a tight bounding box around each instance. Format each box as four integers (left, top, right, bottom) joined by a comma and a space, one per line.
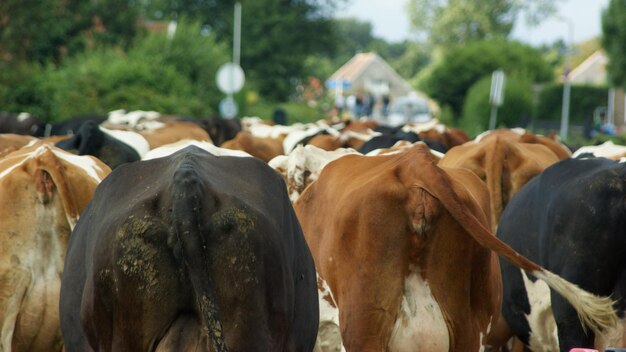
407, 185, 441, 236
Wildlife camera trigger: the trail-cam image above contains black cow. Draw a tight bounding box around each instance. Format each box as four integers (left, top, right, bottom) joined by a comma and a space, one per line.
60, 146, 319, 351
361, 126, 448, 154
55, 120, 140, 169
497, 156, 626, 351
48, 115, 108, 136
0, 111, 46, 136
194, 116, 242, 146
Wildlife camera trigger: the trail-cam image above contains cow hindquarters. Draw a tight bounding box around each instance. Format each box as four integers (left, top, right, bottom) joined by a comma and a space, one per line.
155, 315, 209, 352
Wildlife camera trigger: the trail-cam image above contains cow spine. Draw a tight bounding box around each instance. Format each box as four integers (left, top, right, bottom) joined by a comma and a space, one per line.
171, 159, 228, 352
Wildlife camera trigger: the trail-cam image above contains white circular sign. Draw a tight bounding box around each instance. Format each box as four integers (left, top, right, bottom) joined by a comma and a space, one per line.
219, 96, 238, 119
216, 63, 245, 94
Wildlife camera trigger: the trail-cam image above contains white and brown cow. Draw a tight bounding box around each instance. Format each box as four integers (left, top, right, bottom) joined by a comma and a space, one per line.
269, 145, 359, 202
0, 144, 110, 351
294, 144, 617, 351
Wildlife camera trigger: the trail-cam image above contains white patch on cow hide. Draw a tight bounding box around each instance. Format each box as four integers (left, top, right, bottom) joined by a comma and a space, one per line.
401, 119, 447, 134
388, 267, 449, 352
573, 141, 626, 160
107, 109, 160, 127
520, 269, 559, 352
0, 146, 105, 185
143, 140, 251, 160
100, 126, 151, 157
281, 127, 323, 154
52, 147, 108, 183
268, 145, 357, 202
314, 274, 345, 352
510, 127, 527, 136
339, 129, 379, 143
478, 319, 493, 352
473, 130, 492, 143
17, 112, 32, 122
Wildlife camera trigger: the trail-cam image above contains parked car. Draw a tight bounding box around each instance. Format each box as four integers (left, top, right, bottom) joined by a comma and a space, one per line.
386, 96, 432, 126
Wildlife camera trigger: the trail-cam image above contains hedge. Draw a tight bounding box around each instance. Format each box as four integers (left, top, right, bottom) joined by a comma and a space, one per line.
461, 74, 533, 137
535, 84, 608, 123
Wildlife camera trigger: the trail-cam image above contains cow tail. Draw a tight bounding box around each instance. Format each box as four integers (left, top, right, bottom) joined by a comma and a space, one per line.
171, 161, 228, 352
485, 137, 506, 230
407, 144, 618, 337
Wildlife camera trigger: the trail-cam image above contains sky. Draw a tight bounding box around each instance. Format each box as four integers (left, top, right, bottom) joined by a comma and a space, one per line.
339, 0, 610, 46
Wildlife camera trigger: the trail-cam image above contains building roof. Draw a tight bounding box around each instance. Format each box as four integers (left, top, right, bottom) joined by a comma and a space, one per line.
569, 50, 608, 85
327, 52, 414, 97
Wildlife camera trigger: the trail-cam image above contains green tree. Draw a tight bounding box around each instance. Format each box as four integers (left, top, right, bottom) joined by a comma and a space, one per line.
0, 19, 229, 121
407, 0, 560, 46
129, 18, 229, 112
602, 0, 626, 86
0, 0, 139, 64
139, 0, 342, 101
420, 38, 552, 117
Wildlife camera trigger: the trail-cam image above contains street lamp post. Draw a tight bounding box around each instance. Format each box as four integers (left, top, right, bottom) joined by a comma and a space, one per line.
558, 15, 574, 141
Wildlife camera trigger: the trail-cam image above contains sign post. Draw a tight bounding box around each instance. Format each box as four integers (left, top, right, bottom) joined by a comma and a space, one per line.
216, 3, 244, 119
489, 69, 506, 130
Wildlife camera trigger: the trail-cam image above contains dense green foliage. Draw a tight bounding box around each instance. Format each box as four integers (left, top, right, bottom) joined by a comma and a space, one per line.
0, 0, 344, 113
407, 0, 559, 46
420, 38, 552, 117
137, 0, 340, 101
535, 84, 608, 124
0, 20, 229, 121
602, 0, 626, 86
461, 75, 533, 137
0, 0, 139, 63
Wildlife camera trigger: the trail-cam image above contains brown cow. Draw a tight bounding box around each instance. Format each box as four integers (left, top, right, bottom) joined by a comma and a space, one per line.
294, 144, 616, 351
0, 133, 37, 158
222, 131, 284, 162
439, 136, 560, 231
138, 121, 212, 149
477, 128, 571, 160
0, 144, 110, 351
403, 120, 470, 150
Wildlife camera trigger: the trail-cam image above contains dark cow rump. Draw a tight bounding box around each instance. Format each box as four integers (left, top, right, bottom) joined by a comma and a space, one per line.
60, 146, 318, 351
497, 157, 626, 350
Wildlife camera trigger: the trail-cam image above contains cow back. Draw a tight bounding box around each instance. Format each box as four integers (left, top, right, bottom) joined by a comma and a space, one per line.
60, 146, 318, 351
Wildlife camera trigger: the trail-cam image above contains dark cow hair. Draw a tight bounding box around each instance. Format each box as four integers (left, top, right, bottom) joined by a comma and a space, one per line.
55, 120, 140, 169
498, 157, 626, 350
0, 111, 46, 136
60, 146, 319, 351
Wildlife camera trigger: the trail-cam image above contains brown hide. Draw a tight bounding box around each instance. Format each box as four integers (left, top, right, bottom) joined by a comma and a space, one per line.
0, 145, 110, 351
342, 120, 378, 132
480, 129, 571, 160
139, 121, 211, 149
418, 127, 470, 150
294, 145, 499, 351
439, 137, 560, 230
0, 134, 37, 158
221, 131, 284, 162
308, 134, 343, 151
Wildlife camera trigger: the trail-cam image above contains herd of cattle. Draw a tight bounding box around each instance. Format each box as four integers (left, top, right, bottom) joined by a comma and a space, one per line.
1, 109, 626, 352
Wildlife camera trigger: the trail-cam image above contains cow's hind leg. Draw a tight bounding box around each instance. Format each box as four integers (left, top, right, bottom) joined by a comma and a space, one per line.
156, 315, 209, 352
0, 267, 30, 351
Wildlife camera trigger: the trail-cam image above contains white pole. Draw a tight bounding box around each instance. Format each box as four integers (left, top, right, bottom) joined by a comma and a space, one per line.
559, 16, 574, 141
608, 87, 615, 125
228, 2, 242, 118
233, 2, 242, 66
489, 105, 498, 130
